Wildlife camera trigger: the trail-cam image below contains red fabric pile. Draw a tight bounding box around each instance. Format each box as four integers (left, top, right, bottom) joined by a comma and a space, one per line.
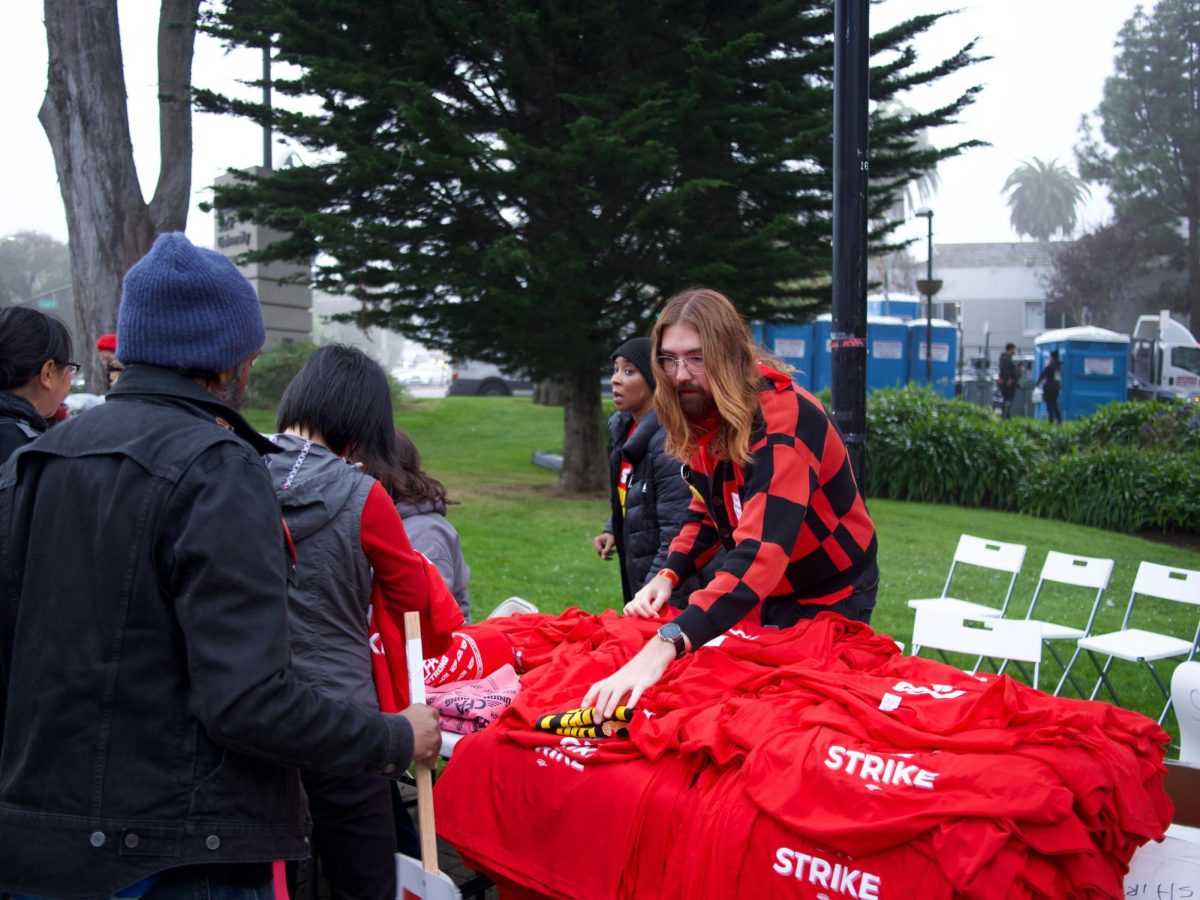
434, 609, 1171, 899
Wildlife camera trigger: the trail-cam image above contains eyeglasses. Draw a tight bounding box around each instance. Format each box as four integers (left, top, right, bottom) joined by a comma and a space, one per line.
657, 355, 705, 375
62, 362, 81, 376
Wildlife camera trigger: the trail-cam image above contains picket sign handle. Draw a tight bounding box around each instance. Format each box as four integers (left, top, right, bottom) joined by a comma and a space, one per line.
403, 611, 439, 875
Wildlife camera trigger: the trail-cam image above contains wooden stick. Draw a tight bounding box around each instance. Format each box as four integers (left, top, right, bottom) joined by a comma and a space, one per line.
403, 611, 440, 875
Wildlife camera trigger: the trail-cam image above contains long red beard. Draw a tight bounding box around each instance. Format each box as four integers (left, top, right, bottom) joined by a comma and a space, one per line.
679, 387, 716, 420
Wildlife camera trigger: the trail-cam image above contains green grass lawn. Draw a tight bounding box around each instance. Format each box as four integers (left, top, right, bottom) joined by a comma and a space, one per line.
246, 397, 1200, 746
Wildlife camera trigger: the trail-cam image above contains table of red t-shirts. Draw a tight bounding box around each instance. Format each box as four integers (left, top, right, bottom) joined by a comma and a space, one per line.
432, 609, 1172, 900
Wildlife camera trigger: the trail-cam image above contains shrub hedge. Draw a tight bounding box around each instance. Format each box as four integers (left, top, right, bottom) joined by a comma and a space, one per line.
243, 340, 410, 411
864, 389, 1199, 535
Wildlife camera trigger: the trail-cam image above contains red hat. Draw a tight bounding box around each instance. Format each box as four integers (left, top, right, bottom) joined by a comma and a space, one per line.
96, 333, 117, 353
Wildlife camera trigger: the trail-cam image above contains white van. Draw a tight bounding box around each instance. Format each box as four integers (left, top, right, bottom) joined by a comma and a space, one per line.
446, 359, 533, 396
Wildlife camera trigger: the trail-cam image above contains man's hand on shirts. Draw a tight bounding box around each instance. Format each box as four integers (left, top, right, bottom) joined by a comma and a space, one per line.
625, 574, 672, 618
583, 638, 675, 719
400, 703, 441, 764
592, 532, 616, 560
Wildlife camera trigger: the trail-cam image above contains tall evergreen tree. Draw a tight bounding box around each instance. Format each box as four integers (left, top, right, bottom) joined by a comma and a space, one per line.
200, 1, 982, 490
1076, 0, 1200, 329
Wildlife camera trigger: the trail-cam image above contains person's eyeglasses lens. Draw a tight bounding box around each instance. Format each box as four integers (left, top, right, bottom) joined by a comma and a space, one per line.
657, 356, 704, 375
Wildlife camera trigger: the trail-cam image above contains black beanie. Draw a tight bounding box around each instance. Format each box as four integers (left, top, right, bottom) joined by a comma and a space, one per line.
612, 337, 655, 391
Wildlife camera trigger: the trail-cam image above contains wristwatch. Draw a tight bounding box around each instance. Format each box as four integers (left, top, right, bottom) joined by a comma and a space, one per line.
657, 622, 686, 659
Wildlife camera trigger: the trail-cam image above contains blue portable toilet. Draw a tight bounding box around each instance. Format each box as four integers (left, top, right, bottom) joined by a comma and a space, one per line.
867, 292, 922, 323
1033, 326, 1129, 420
867, 315, 908, 391
907, 318, 958, 398
757, 321, 814, 391
810, 315, 833, 393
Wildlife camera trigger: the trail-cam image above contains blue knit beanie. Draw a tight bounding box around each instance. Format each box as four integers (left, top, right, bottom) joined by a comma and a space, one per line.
117, 233, 266, 373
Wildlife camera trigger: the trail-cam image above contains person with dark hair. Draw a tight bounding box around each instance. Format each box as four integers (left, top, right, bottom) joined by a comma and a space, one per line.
96, 332, 123, 389
585, 288, 877, 718
0, 306, 76, 463
592, 336, 716, 610
0, 234, 442, 900
268, 344, 464, 900
1037, 348, 1063, 424
363, 426, 471, 621
998, 343, 1021, 419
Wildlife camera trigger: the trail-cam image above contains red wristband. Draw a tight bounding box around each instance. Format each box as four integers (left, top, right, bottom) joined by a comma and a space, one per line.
658, 568, 680, 588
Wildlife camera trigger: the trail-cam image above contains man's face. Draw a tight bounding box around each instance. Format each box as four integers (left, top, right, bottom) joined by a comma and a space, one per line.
660, 323, 715, 420
212, 353, 259, 409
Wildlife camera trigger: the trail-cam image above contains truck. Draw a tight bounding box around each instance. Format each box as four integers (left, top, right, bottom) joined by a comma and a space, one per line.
1129, 310, 1200, 401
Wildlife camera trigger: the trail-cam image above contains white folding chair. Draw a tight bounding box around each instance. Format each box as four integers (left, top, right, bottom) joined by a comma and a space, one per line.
1065, 561, 1200, 725
487, 596, 538, 618
911, 607, 1044, 690
908, 534, 1028, 655
1001, 551, 1113, 697
1171, 661, 1200, 765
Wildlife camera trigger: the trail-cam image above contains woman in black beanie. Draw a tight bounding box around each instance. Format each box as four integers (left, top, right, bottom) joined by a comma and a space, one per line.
592, 336, 719, 608
0, 307, 76, 464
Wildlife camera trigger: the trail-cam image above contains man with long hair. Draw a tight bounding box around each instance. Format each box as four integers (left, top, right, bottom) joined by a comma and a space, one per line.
586, 288, 878, 717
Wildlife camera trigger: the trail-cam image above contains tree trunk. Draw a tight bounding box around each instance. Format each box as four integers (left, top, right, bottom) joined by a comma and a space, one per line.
39, 0, 198, 392
532, 377, 568, 406
557, 371, 607, 494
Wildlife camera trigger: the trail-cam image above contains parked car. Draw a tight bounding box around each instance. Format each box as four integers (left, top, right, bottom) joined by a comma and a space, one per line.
446, 359, 532, 396
390, 355, 449, 386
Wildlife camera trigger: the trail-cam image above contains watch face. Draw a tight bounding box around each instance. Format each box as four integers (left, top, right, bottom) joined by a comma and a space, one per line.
659, 622, 682, 641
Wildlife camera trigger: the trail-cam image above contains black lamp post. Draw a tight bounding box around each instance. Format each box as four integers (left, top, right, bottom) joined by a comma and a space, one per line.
914, 209, 942, 387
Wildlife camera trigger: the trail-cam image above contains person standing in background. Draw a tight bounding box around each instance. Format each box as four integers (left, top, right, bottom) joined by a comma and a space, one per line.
96, 332, 123, 389
0, 306, 76, 464
593, 337, 717, 609
1038, 348, 1063, 424
998, 343, 1020, 419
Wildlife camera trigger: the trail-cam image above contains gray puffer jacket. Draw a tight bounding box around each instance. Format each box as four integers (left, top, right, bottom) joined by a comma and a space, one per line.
266, 433, 377, 709
397, 498, 471, 622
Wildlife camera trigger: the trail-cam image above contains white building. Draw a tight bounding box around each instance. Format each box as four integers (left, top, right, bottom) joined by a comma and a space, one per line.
922, 241, 1056, 362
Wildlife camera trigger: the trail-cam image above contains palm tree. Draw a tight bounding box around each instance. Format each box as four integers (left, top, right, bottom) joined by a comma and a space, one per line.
1002, 158, 1091, 241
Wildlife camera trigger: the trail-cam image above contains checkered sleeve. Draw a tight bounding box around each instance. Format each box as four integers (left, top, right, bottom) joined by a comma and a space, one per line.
663, 488, 722, 582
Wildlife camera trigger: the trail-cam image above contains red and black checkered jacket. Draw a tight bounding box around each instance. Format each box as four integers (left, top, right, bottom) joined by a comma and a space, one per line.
666, 365, 877, 647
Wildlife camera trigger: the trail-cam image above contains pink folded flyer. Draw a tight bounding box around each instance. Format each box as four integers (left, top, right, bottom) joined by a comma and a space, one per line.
426, 663, 522, 735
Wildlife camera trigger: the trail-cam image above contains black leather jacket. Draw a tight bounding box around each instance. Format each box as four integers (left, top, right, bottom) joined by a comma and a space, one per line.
0, 366, 414, 898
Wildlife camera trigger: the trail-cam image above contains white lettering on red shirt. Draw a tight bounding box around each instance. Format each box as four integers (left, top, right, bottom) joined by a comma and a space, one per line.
773, 848, 882, 900
891, 681, 965, 700
824, 744, 939, 791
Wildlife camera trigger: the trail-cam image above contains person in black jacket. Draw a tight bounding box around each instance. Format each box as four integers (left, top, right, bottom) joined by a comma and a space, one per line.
998, 343, 1022, 419
0, 306, 77, 463
0, 234, 440, 900
1037, 348, 1063, 424
592, 337, 714, 608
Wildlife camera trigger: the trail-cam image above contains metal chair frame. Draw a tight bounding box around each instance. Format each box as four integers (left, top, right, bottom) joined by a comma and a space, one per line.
1063, 561, 1200, 725
999, 551, 1113, 697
